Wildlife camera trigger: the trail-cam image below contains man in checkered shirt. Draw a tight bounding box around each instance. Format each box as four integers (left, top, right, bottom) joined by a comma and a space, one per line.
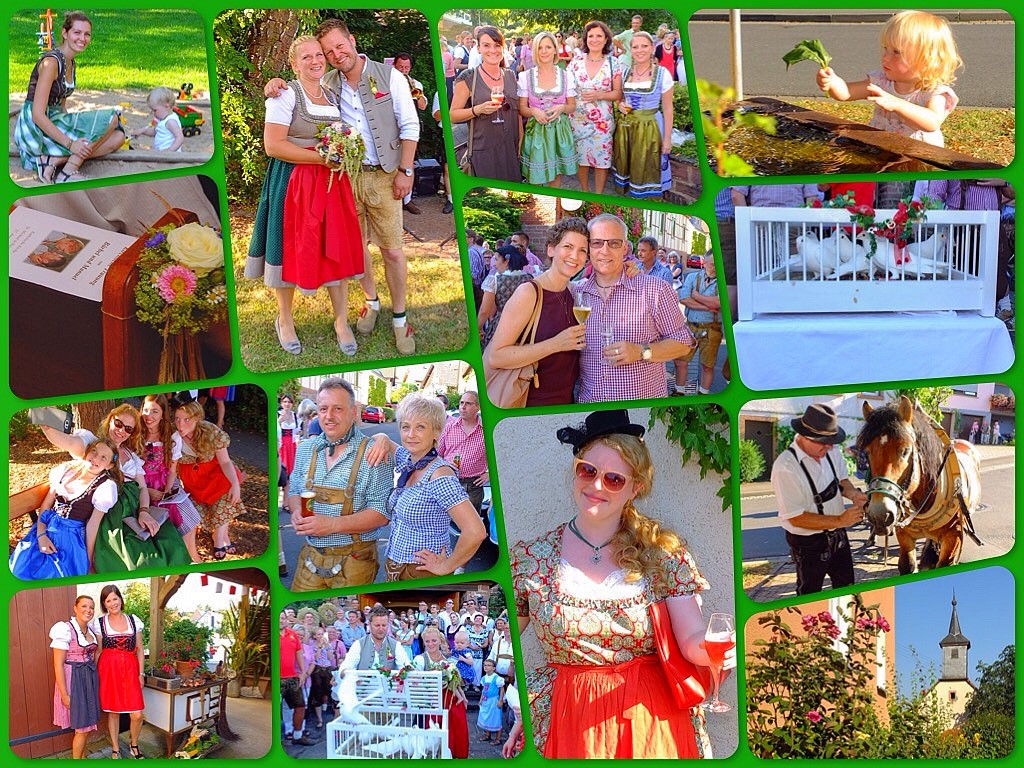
437, 390, 489, 515
574, 214, 695, 402
287, 377, 395, 590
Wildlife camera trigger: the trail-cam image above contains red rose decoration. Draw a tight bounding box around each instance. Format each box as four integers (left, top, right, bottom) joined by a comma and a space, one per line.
810, 199, 822, 208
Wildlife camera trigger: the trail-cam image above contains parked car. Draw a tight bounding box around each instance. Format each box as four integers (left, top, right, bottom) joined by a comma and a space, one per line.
361, 406, 386, 424
686, 252, 704, 269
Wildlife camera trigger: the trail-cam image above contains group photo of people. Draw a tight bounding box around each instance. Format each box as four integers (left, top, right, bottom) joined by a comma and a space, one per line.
466, 189, 726, 406
277, 363, 497, 591
8, 9, 213, 186
216, 9, 467, 372
8, 571, 272, 759
280, 586, 522, 759
8, 387, 269, 580
442, 10, 691, 198
495, 406, 738, 758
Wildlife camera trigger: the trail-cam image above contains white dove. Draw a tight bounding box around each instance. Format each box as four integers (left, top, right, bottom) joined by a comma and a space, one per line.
794, 230, 840, 277
907, 231, 947, 262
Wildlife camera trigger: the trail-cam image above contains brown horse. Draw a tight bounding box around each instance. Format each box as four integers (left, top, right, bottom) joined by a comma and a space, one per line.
856, 396, 982, 574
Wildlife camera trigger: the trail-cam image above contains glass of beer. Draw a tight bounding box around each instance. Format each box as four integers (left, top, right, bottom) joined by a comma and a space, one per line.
300, 491, 316, 518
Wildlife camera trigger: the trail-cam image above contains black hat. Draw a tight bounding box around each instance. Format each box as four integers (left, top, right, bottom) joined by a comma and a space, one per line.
557, 409, 645, 453
791, 403, 846, 444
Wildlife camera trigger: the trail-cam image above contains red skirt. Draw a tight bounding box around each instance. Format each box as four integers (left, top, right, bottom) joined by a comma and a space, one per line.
428, 690, 468, 758
97, 649, 144, 713
544, 655, 698, 758
279, 431, 296, 474
281, 157, 363, 290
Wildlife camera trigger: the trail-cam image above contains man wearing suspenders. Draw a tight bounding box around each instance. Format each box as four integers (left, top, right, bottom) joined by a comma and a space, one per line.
288, 377, 395, 590
771, 404, 868, 595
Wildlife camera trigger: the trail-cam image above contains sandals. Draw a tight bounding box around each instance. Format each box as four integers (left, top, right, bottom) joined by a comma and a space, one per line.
129, 744, 145, 759
110, 749, 120, 759
213, 542, 238, 560
36, 155, 57, 184
54, 166, 84, 184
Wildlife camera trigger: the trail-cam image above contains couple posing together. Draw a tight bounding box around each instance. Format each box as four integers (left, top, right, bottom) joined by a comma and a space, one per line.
246, 18, 419, 357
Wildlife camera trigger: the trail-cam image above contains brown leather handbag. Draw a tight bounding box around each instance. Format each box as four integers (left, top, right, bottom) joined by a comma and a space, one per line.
482, 282, 543, 409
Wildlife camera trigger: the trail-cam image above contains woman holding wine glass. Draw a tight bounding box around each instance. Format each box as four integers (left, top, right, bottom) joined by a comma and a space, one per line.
485, 218, 588, 406
509, 409, 731, 757
449, 27, 521, 182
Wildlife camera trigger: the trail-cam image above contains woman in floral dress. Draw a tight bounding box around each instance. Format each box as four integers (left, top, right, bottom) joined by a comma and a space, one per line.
509, 410, 724, 758
567, 20, 622, 194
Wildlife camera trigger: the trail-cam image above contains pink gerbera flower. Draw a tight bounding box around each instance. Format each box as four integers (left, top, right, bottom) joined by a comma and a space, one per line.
806, 710, 823, 723
156, 264, 198, 302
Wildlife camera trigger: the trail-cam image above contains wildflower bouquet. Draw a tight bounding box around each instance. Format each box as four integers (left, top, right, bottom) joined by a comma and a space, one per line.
316, 120, 364, 191
133, 220, 227, 382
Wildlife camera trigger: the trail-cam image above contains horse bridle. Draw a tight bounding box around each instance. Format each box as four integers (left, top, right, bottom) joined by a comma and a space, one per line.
864, 434, 952, 526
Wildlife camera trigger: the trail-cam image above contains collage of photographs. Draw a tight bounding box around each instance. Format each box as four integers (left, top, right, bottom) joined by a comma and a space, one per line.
2, 3, 1017, 765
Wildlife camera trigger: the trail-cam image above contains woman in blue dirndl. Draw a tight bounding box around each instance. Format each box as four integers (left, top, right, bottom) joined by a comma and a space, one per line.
10, 439, 121, 580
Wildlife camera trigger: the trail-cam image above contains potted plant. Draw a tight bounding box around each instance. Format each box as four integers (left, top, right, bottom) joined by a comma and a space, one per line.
220, 593, 270, 696
162, 618, 214, 679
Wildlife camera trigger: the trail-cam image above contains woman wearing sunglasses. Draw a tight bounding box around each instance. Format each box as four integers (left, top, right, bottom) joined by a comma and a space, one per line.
39, 404, 191, 573
509, 409, 722, 758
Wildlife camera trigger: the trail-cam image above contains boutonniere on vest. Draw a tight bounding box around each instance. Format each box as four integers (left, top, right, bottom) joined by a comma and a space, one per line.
367, 75, 388, 100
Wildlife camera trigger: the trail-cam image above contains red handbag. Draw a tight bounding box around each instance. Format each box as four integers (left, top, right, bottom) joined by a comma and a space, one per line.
649, 600, 711, 708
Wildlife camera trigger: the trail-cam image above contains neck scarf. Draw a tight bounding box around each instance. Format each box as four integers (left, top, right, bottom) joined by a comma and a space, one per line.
320, 425, 356, 457
397, 447, 438, 488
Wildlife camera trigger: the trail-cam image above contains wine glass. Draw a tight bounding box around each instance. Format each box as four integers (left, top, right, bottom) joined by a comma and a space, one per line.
703, 612, 736, 713
601, 311, 615, 366
490, 86, 505, 124
573, 293, 591, 325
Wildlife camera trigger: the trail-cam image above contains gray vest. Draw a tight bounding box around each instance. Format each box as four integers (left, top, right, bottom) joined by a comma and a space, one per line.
357, 635, 399, 670
324, 58, 403, 172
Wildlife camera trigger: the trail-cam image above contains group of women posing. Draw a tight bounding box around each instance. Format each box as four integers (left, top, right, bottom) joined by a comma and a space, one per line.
451, 21, 674, 198
10, 395, 245, 580
51, 587, 148, 759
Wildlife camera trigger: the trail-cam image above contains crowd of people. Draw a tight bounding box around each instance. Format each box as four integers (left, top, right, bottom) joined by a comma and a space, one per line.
474, 212, 726, 404
443, 15, 684, 197
10, 392, 248, 580
278, 379, 490, 589
279, 592, 522, 757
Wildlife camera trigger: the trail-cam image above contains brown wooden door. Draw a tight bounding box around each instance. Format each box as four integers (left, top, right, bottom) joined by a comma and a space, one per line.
8, 585, 78, 757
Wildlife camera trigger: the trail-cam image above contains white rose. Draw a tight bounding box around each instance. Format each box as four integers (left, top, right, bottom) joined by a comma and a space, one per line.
166, 223, 223, 275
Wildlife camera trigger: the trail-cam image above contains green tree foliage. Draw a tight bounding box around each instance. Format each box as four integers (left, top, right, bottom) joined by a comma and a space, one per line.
389, 382, 420, 403
672, 83, 693, 132
649, 405, 731, 510
122, 581, 152, 644
891, 386, 954, 422
367, 377, 387, 407
738, 439, 766, 483
215, 9, 440, 207
461, 189, 523, 245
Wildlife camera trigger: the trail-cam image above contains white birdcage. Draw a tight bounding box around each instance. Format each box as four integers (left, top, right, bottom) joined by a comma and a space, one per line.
736, 207, 999, 321
326, 670, 451, 759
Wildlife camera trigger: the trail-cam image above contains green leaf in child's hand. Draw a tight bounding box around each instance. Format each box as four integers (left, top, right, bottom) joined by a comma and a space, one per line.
782, 39, 832, 70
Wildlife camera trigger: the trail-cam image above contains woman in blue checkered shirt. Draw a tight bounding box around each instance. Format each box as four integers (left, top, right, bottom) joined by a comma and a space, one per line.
377, 395, 487, 581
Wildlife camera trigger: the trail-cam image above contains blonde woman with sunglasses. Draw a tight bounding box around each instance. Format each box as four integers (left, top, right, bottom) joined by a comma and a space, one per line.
39, 404, 191, 573
509, 409, 724, 759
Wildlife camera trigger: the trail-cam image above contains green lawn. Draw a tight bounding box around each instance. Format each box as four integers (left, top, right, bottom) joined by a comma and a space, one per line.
229, 210, 470, 373
9, 9, 209, 92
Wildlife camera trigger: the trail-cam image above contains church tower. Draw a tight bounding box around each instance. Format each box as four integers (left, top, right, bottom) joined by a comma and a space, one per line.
939, 590, 970, 681
930, 590, 976, 728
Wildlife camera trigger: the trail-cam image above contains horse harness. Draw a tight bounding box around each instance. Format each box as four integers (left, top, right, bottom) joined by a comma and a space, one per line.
864, 422, 983, 546
787, 447, 842, 515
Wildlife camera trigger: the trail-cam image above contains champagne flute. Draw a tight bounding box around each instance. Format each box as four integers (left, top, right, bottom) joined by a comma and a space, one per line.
601, 312, 615, 366
703, 612, 736, 713
490, 86, 505, 124
573, 292, 591, 325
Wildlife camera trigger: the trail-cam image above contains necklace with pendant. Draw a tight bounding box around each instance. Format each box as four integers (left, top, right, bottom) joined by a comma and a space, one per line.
568, 517, 615, 563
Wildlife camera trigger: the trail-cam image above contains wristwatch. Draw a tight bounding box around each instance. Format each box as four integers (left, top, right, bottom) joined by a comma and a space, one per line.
398, 166, 413, 177
640, 344, 653, 361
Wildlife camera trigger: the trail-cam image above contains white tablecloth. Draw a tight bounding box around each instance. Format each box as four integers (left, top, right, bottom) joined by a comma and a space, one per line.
733, 311, 1014, 391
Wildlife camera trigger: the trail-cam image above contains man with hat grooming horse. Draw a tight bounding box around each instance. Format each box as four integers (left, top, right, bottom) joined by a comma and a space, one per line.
771, 404, 868, 595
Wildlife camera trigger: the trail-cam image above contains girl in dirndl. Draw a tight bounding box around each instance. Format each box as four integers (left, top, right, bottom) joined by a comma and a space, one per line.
518, 32, 577, 187
50, 595, 102, 759
91, 585, 146, 760
612, 32, 674, 199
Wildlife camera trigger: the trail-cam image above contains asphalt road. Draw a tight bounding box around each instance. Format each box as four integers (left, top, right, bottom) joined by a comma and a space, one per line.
687, 17, 1014, 108
740, 449, 1015, 567
278, 421, 498, 590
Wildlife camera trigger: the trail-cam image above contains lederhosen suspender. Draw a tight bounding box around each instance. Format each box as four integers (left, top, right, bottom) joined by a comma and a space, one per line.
304, 438, 370, 543
788, 447, 840, 514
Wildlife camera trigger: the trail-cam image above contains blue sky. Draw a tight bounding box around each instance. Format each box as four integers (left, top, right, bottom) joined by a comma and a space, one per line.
893, 567, 1014, 697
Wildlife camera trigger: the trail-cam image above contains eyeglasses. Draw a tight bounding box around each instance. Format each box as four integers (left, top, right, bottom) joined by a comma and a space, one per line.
573, 458, 630, 492
112, 417, 135, 435
589, 238, 625, 250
